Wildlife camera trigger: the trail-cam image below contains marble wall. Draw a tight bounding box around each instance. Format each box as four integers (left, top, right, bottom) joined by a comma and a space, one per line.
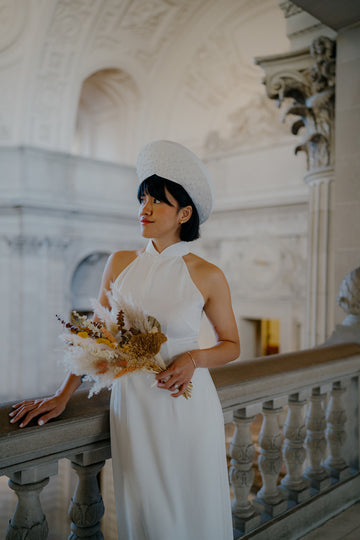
334, 23, 360, 325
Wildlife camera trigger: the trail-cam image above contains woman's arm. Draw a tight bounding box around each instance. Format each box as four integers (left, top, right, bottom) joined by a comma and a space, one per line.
9, 250, 138, 427
156, 261, 240, 398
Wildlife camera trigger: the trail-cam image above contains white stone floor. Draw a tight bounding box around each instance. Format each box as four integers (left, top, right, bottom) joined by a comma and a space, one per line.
300, 502, 360, 539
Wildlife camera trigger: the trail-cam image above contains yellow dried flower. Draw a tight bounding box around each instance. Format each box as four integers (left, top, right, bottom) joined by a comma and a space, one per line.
78, 331, 89, 338
127, 332, 167, 359
96, 337, 117, 348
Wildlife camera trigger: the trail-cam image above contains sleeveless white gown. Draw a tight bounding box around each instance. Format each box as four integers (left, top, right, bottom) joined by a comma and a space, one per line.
110, 240, 233, 540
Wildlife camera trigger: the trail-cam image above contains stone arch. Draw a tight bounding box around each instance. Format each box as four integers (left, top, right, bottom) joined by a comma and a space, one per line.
72, 67, 140, 163
70, 251, 110, 314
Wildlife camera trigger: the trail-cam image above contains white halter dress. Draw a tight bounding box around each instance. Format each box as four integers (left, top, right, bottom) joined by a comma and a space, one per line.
110, 240, 233, 540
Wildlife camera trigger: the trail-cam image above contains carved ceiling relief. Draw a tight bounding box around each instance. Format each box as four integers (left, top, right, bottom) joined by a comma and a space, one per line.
0, 0, 28, 54
30, 0, 101, 147
204, 95, 293, 155
90, 0, 195, 68
29, 0, 199, 148
184, 26, 257, 111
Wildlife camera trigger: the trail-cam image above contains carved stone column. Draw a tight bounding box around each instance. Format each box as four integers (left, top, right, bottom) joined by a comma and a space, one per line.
255, 36, 336, 346
6, 478, 49, 540
325, 382, 351, 480
68, 460, 105, 540
229, 408, 261, 533
280, 393, 311, 502
5, 464, 57, 540
253, 403, 287, 517
304, 389, 331, 490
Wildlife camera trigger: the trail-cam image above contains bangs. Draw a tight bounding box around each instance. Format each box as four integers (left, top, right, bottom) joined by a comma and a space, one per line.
137, 175, 174, 206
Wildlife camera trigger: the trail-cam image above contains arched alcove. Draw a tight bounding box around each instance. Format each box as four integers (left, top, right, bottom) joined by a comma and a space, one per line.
73, 68, 140, 164
71, 252, 110, 314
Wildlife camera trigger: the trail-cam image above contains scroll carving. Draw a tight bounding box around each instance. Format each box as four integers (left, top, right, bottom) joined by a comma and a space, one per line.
261, 36, 336, 171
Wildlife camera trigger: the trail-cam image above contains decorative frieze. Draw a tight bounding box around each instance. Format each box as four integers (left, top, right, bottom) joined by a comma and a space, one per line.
3, 235, 71, 254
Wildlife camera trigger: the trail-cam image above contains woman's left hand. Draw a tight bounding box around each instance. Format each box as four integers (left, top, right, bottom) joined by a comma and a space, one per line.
156, 352, 195, 398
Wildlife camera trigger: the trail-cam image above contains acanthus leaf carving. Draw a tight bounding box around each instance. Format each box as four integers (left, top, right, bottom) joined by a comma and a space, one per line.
258, 36, 336, 171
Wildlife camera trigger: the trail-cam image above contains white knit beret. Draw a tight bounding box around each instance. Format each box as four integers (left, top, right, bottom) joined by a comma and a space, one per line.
136, 140, 214, 224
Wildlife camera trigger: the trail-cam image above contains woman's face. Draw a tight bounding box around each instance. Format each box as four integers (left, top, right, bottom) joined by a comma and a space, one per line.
138, 187, 182, 241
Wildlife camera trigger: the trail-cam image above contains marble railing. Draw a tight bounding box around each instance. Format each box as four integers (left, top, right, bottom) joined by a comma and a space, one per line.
1, 342, 360, 540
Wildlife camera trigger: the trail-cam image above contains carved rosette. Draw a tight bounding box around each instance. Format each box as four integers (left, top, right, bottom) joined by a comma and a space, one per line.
259, 36, 336, 172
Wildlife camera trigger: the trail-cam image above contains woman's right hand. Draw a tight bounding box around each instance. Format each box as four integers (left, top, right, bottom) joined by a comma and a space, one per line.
9, 393, 69, 428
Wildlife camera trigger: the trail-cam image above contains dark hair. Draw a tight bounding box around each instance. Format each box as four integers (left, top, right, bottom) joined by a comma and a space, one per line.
137, 174, 200, 242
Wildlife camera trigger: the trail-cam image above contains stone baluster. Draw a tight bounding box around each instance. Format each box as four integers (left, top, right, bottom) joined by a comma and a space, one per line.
280, 392, 311, 503
229, 407, 261, 533
6, 463, 58, 539
253, 401, 287, 517
304, 388, 331, 490
68, 460, 106, 540
325, 382, 351, 480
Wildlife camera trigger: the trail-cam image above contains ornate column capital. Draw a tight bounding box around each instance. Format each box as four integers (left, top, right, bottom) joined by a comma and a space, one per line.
255, 36, 336, 172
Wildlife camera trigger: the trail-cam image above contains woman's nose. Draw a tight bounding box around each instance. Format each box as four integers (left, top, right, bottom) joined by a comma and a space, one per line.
141, 199, 152, 215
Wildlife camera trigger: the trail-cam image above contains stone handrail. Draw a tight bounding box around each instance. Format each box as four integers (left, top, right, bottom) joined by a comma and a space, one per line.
1, 342, 360, 539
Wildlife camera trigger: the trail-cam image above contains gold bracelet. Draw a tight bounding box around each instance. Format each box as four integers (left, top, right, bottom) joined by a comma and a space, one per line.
186, 351, 197, 369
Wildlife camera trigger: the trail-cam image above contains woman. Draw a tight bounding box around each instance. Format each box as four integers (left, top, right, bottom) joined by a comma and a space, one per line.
10, 140, 240, 540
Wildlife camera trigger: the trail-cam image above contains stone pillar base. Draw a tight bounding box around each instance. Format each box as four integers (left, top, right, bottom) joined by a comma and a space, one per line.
253, 496, 288, 517
279, 484, 311, 503
325, 465, 351, 481
232, 511, 261, 533
303, 474, 332, 491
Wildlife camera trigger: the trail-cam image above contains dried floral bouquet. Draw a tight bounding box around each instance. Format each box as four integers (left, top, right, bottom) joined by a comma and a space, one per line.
57, 294, 192, 399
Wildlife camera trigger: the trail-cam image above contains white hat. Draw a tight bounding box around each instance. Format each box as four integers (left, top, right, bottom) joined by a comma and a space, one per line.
136, 140, 214, 224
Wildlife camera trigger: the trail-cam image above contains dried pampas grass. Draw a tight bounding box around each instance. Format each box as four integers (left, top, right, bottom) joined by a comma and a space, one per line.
58, 294, 192, 399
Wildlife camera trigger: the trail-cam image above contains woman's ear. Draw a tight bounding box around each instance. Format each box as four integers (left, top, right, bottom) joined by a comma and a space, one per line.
179, 205, 193, 224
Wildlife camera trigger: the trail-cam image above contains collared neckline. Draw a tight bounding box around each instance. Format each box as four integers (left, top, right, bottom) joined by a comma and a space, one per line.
145, 240, 190, 258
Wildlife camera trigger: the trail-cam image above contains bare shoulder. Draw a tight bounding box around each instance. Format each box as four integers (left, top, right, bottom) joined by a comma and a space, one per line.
106, 249, 143, 282
184, 253, 225, 280
183, 253, 228, 302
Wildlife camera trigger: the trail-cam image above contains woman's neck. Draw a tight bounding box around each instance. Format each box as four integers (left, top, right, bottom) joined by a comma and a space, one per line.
151, 237, 182, 254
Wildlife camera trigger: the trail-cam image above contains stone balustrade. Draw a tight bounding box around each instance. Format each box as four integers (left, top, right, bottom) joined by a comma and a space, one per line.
1, 343, 360, 539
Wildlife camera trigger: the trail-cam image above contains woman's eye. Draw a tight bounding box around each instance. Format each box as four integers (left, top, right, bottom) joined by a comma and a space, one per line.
153, 198, 161, 204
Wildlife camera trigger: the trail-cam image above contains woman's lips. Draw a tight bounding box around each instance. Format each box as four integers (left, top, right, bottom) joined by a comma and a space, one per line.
140, 219, 153, 224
